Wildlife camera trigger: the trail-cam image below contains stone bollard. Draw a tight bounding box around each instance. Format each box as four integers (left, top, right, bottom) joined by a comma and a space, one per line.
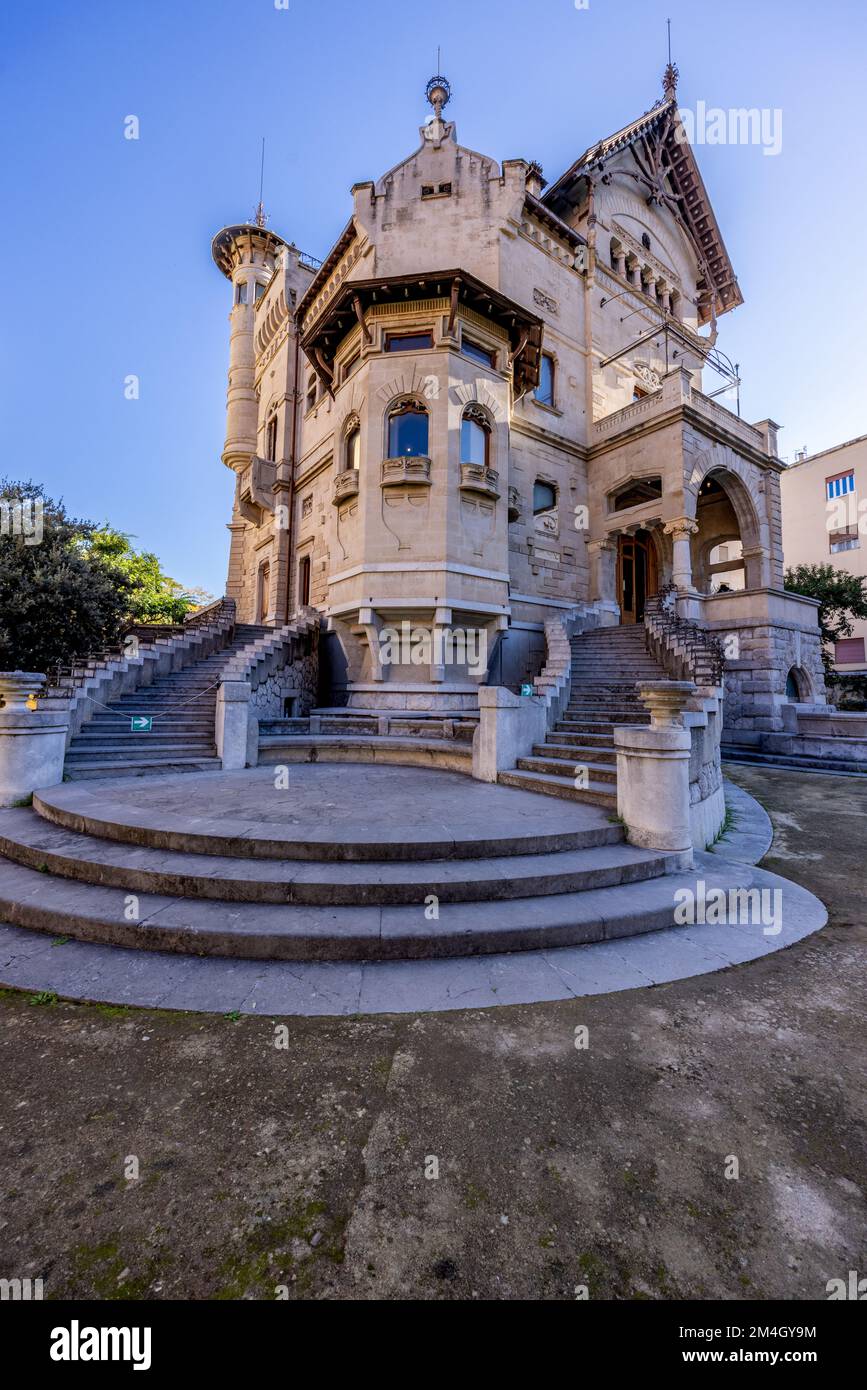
0, 672, 70, 806
613, 680, 696, 857
215, 679, 253, 770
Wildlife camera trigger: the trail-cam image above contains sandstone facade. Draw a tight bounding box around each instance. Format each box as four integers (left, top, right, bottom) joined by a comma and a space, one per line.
211, 69, 825, 730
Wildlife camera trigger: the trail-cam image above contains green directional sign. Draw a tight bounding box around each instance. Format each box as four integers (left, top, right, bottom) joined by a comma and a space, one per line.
130, 716, 153, 732
520, 683, 534, 697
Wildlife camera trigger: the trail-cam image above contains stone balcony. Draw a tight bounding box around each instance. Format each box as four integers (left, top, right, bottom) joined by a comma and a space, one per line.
459, 463, 500, 501
592, 368, 767, 454
381, 457, 432, 488
332, 469, 360, 505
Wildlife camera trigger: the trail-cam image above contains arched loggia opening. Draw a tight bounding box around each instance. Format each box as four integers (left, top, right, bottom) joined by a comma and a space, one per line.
693, 470, 763, 593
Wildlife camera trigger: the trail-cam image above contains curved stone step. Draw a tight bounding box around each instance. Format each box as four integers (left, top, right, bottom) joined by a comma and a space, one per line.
0, 853, 698, 960
498, 768, 617, 807
33, 771, 623, 862
0, 809, 677, 906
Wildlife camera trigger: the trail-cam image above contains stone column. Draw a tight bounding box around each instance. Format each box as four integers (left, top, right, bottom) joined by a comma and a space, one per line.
663, 517, 699, 591
613, 681, 696, 856
587, 538, 618, 607
0, 673, 69, 806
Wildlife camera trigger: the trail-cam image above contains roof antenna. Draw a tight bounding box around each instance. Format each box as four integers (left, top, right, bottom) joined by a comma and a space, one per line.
253, 137, 268, 228
663, 19, 679, 100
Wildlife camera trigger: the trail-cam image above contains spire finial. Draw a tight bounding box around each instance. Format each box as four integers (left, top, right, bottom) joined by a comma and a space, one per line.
252, 137, 268, 228
663, 19, 678, 100
425, 70, 451, 121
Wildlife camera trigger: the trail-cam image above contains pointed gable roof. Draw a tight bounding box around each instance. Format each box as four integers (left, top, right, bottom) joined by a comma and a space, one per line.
543, 95, 743, 325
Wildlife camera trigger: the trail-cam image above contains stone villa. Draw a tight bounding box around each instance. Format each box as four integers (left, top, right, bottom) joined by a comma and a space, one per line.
212, 65, 825, 735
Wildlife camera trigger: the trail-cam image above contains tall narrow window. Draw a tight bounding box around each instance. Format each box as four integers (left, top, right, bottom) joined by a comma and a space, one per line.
297, 554, 311, 608
346, 423, 361, 471
535, 353, 555, 407
234, 281, 247, 305
255, 282, 266, 302
387, 400, 429, 458
306, 376, 317, 412
265, 414, 278, 462
461, 407, 490, 466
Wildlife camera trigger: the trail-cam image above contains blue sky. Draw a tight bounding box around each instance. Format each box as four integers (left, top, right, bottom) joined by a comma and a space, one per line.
1, 0, 864, 597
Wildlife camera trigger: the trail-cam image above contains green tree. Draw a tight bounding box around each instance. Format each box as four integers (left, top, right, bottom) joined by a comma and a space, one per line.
0, 479, 133, 674
84, 527, 204, 624
0, 480, 211, 675
784, 563, 867, 671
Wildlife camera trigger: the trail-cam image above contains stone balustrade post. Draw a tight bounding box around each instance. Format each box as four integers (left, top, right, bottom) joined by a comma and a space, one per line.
613, 680, 696, 856
0, 672, 70, 806
472, 686, 548, 783
216, 679, 253, 770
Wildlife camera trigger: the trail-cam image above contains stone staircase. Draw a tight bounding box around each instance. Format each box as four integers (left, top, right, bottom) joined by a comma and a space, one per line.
499, 625, 668, 807
63, 625, 273, 779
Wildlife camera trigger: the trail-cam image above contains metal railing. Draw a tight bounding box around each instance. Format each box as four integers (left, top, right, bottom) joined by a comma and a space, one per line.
644, 583, 726, 686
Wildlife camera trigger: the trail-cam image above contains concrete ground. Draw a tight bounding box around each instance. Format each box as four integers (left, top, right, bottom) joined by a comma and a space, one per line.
0, 765, 864, 1301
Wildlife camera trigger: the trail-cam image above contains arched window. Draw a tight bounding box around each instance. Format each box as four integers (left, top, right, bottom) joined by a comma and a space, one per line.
387, 400, 429, 458
345, 421, 361, 472
461, 405, 490, 467
533, 480, 557, 515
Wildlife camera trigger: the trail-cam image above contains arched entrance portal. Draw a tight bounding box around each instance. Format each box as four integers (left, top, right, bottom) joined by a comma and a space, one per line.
617, 529, 659, 624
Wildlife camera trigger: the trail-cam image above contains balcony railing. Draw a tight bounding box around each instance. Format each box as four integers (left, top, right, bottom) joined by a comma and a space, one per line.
333, 469, 360, 505
459, 463, 500, 501
593, 371, 765, 453
381, 457, 432, 488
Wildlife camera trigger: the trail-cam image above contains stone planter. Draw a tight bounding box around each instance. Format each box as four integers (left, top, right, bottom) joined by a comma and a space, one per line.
0, 672, 69, 806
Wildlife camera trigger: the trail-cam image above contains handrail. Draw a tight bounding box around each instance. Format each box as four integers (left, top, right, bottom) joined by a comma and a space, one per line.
644, 583, 725, 686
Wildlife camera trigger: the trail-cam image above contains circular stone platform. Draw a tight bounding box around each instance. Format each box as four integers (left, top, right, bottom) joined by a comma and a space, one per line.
0, 766, 826, 1014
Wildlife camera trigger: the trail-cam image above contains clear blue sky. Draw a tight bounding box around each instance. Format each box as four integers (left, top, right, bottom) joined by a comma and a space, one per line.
1, 0, 864, 597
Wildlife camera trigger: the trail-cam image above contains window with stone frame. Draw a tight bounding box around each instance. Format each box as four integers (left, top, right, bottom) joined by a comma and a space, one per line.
535, 353, 555, 407
461, 405, 490, 467
345, 421, 361, 472
265, 413, 278, 462
387, 399, 429, 458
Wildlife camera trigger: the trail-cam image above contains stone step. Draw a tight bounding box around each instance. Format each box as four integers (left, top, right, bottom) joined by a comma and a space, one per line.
498, 769, 617, 808
65, 743, 216, 763
517, 755, 618, 785
65, 757, 222, 780
68, 732, 217, 748
0, 809, 675, 908
533, 742, 617, 764
544, 730, 615, 748
0, 852, 694, 961
721, 747, 867, 776
33, 779, 624, 862
85, 717, 215, 732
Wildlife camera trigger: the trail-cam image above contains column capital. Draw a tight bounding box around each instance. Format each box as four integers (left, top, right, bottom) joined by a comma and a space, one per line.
663, 516, 699, 539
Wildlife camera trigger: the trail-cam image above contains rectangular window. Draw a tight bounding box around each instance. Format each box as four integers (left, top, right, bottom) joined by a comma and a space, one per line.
341, 351, 360, 382
385, 331, 433, 352
306, 376, 317, 412
835, 637, 866, 665
826, 471, 855, 499
234, 281, 247, 305
829, 528, 860, 553
254, 282, 266, 302
462, 337, 496, 369
535, 353, 555, 407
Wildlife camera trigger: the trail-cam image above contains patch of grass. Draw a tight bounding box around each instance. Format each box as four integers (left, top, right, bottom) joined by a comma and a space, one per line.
50, 936, 70, 947
224, 1010, 241, 1023
11, 794, 33, 807
28, 990, 58, 1007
